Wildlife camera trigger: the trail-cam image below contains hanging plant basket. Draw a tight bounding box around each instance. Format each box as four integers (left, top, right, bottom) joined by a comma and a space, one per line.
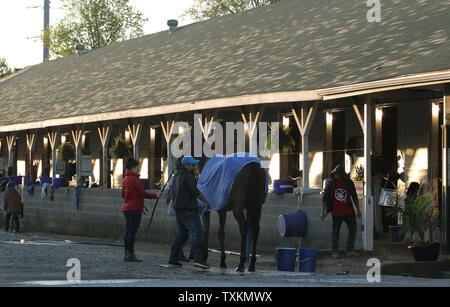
58, 142, 76, 162
109, 135, 132, 159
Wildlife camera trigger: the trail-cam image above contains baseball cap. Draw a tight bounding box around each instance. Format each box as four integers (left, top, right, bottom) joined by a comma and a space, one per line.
181, 156, 200, 165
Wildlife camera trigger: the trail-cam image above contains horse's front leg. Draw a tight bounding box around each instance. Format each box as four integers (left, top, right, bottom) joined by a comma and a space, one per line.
217, 210, 227, 269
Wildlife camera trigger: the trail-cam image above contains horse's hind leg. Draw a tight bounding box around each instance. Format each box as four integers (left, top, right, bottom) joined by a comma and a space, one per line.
247, 208, 261, 272
202, 211, 211, 261
233, 208, 247, 272
217, 210, 227, 269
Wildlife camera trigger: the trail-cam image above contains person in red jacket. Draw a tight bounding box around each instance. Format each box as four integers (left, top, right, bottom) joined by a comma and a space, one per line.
122, 157, 158, 262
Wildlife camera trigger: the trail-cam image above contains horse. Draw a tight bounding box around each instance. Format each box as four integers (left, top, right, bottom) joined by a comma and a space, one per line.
198, 157, 267, 273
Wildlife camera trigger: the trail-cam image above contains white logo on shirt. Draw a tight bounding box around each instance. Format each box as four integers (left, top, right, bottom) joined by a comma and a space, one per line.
335, 188, 347, 202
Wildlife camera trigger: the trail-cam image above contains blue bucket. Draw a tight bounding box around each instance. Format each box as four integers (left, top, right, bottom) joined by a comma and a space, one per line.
53, 178, 66, 188
40, 177, 53, 185
140, 179, 150, 190
297, 248, 318, 273
389, 225, 404, 242
278, 210, 307, 238
9, 176, 23, 185
276, 247, 297, 272
273, 180, 294, 194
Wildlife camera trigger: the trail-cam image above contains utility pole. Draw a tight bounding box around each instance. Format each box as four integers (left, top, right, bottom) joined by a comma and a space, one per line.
43, 0, 50, 62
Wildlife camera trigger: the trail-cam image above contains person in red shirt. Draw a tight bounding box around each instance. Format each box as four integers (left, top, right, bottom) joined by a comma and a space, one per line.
321, 164, 361, 259
122, 157, 158, 262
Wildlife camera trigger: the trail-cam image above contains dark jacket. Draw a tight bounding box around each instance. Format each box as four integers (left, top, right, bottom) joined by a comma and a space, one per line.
171, 167, 201, 211
4, 190, 23, 215
121, 171, 157, 212
322, 165, 358, 214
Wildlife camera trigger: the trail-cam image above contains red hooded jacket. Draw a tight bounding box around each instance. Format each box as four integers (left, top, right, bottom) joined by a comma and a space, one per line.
122, 171, 157, 212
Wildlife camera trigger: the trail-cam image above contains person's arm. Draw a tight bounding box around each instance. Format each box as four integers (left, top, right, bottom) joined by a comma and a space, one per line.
186, 174, 211, 210
135, 178, 158, 199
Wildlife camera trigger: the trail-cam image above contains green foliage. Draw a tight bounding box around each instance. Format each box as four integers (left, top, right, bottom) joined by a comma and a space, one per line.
267, 123, 296, 154
109, 135, 132, 159
0, 57, 12, 79
354, 165, 364, 181
386, 193, 440, 244
184, 0, 281, 21
58, 142, 76, 162
41, 0, 148, 59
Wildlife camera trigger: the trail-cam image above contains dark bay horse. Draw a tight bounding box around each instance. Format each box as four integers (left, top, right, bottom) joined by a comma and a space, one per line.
199, 159, 267, 272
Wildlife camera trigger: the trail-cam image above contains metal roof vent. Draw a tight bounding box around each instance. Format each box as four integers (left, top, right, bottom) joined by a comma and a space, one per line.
76, 44, 85, 56
167, 19, 179, 33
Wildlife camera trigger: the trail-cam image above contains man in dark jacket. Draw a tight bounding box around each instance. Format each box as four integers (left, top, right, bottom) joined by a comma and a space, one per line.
321, 164, 361, 258
168, 156, 211, 269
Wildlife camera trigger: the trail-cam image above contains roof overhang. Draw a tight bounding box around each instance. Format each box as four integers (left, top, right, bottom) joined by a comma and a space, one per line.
0, 90, 320, 133
316, 70, 450, 100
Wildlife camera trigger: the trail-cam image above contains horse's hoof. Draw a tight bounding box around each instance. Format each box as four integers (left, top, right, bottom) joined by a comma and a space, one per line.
235, 266, 245, 273
220, 263, 227, 269
247, 266, 256, 273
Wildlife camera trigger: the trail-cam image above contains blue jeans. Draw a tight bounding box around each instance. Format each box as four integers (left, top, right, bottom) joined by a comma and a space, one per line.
171, 210, 206, 262
123, 211, 142, 253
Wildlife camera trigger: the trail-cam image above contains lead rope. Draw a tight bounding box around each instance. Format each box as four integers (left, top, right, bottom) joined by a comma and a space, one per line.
143, 169, 175, 230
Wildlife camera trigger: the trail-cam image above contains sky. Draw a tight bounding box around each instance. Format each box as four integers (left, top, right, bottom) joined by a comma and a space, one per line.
0, 0, 195, 69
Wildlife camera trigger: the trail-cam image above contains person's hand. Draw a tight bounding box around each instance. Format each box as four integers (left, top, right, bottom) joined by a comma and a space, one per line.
356, 210, 362, 218
320, 212, 327, 221
205, 201, 211, 211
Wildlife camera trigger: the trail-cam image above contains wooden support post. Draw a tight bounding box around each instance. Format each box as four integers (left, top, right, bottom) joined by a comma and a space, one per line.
292, 104, 318, 189
443, 85, 450, 254
26, 132, 37, 181
47, 131, 60, 180
127, 121, 143, 160
241, 107, 264, 155
161, 119, 175, 187
71, 128, 84, 186
363, 96, 374, 251
98, 125, 111, 188
6, 135, 16, 174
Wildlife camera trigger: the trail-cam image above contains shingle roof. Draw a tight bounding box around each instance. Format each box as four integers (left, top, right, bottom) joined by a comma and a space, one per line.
0, 0, 449, 127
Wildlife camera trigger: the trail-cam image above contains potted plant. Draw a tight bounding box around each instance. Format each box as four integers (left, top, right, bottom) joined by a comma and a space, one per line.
109, 135, 132, 184
387, 193, 441, 261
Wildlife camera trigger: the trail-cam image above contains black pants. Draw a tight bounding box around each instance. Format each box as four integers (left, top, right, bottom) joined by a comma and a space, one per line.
4, 213, 20, 233
332, 213, 357, 252
123, 211, 142, 253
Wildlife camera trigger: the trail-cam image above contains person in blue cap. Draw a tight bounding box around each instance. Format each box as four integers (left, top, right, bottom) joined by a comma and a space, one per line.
168, 156, 212, 269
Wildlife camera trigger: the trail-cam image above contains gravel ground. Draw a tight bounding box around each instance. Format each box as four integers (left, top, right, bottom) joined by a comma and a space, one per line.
0, 231, 449, 287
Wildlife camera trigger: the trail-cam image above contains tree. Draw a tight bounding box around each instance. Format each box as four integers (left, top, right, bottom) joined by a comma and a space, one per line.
184, 0, 281, 21
0, 57, 12, 79
42, 0, 148, 59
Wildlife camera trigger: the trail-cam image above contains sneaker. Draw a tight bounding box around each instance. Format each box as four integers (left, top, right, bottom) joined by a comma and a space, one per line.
194, 262, 211, 270
168, 261, 183, 268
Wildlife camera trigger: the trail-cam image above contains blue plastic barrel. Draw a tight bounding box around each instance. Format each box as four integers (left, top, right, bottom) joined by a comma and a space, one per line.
278, 210, 307, 238
273, 180, 294, 194
141, 179, 150, 190
276, 247, 297, 272
53, 178, 66, 188
298, 248, 318, 273
9, 176, 23, 185
389, 225, 404, 242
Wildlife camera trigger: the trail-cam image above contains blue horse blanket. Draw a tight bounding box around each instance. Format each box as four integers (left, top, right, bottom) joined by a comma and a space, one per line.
197, 153, 268, 215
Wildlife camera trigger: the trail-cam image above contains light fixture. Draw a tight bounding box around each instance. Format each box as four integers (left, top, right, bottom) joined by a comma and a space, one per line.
282, 116, 290, 128
432, 103, 440, 116
61, 135, 66, 143
125, 130, 130, 139
150, 128, 156, 139
326, 112, 333, 125
376, 108, 383, 121
43, 137, 48, 145
178, 126, 184, 135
